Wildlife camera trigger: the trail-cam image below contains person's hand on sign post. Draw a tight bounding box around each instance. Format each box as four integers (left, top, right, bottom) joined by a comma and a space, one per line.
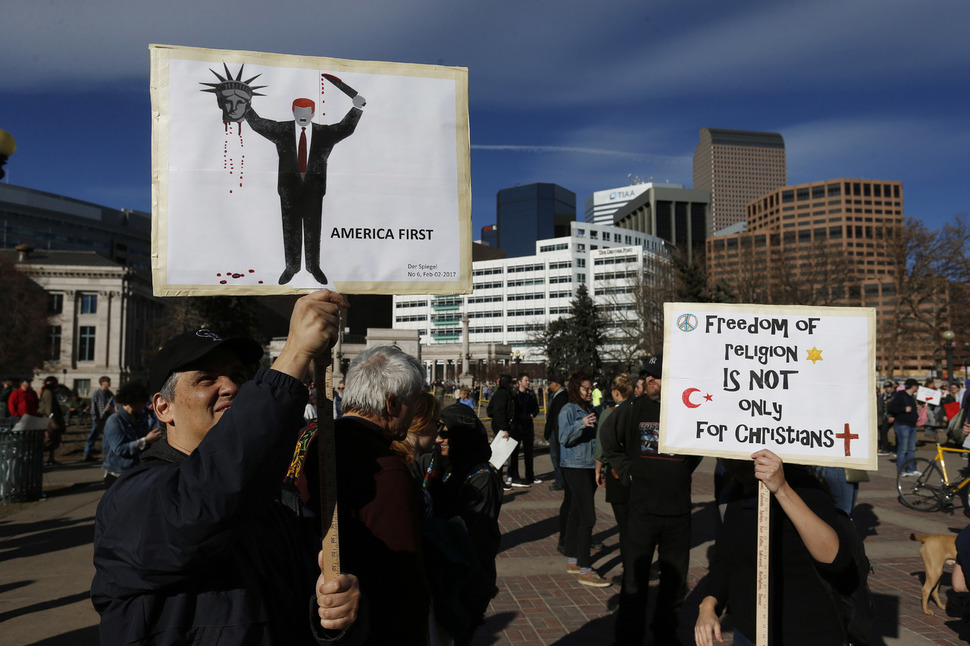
273, 290, 349, 381
315, 550, 361, 631
751, 449, 787, 494
751, 449, 840, 564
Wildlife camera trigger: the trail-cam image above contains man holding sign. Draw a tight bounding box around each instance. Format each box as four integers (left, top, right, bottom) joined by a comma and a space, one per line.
92, 291, 361, 644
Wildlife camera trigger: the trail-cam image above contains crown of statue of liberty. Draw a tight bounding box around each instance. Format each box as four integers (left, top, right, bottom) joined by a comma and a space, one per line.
200, 63, 267, 100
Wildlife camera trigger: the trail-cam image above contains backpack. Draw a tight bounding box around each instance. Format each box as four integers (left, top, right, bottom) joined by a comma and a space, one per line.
814, 509, 874, 646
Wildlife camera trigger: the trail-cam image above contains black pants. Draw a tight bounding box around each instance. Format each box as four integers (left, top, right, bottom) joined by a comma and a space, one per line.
280, 189, 324, 273
507, 422, 535, 481
614, 485, 690, 645
561, 467, 597, 568
878, 421, 894, 452
548, 426, 565, 487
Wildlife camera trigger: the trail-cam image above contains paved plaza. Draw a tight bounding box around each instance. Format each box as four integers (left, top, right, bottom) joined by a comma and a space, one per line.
2, 420, 970, 645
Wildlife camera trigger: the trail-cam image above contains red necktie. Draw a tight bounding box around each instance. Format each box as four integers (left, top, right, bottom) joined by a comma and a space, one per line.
298, 127, 307, 173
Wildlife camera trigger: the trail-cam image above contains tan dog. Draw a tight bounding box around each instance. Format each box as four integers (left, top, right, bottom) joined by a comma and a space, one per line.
910, 532, 958, 615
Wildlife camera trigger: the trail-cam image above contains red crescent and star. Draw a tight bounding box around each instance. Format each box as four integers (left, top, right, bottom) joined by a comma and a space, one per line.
682, 388, 713, 408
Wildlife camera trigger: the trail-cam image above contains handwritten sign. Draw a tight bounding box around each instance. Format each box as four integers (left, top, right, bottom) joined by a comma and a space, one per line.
659, 303, 877, 470
916, 386, 943, 405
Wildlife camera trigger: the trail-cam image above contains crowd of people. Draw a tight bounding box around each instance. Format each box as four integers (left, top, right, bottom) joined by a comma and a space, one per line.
6, 299, 969, 644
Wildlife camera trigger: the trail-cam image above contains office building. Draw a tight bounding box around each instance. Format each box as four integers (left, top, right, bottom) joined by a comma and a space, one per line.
3, 248, 164, 394
584, 182, 653, 225
693, 128, 786, 234
612, 183, 710, 262
392, 221, 668, 373
0, 183, 151, 272
496, 183, 575, 259
480, 224, 498, 247
705, 178, 940, 375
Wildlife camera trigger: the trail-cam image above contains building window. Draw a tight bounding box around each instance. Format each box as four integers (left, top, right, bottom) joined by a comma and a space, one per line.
49, 293, 63, 314
78, 326, 96, 361
74, 379, 91, 398
47, 325, 62, 361
80, 293, 98, 314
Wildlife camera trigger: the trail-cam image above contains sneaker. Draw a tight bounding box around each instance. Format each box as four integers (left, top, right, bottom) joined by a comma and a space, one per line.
577, 571, 611, 587
510, 479, 531, 488
902, 470, 920, 477
877, 450, 891, 456
566, 561, 581, 574
503, 483, 513, 492
533, 477, 543, 484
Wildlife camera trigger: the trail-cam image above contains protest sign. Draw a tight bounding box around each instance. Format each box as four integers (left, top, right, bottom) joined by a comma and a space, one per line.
659, 302, 877, 470
916, 386, 943, 405
150, 44, 471, 296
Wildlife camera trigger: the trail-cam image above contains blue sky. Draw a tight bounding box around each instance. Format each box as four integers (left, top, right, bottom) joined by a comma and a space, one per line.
2, 0, 968, 236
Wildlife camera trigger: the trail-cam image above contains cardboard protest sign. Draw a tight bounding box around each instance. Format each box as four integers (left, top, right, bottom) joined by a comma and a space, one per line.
659, 303, 877, 470
150, 44, 471, 296
916, 386, 943, 405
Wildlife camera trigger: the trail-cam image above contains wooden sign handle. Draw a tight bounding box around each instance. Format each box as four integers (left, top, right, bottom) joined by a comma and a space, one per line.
316, 350, 340, 581
755, 481, 771, 645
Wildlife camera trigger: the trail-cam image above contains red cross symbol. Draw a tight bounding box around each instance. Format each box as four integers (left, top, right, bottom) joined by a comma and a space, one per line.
835, 423, 859, 457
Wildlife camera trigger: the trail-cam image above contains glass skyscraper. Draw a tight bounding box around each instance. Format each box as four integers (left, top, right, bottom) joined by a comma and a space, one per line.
496, 183, 575, 258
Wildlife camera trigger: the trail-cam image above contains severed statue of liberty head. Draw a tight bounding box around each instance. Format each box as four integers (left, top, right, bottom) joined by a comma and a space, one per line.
200, 63, 266, 122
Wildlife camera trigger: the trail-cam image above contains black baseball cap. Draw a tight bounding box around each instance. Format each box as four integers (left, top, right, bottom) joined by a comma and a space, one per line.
642, 354, 663, 378
547, 373, 567, 386
149, 329, 264, 394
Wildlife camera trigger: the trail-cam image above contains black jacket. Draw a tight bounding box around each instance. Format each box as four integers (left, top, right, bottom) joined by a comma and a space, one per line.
543, 388, 568, 441
486, 387, 514, 436
886, 389, 918, 426
91, 369, 339, 645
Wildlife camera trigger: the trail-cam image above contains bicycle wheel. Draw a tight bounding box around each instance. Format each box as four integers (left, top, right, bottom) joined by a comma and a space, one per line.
897, 458, 945, 511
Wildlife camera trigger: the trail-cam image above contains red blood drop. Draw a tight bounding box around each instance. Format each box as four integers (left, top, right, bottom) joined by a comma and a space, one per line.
249, 269, 255, 273
217, 273, 222, 277
220, 280, 227, 284
233, 273, 242, 278
258, 280, 264, 284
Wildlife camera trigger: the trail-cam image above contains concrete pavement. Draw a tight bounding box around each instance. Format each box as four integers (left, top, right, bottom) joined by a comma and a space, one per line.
2, 422, 970, 645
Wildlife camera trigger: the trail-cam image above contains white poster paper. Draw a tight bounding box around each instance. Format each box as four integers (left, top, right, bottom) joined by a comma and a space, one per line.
489, 434, 518, 469
659, 303, 877, 470
150, 44, 471, 296
916, 386, 943, 405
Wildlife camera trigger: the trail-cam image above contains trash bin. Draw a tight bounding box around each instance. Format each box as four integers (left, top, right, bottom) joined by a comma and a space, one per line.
0, 425, 45, 504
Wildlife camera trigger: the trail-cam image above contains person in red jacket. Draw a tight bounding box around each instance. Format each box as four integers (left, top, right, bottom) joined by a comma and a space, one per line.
8, 379, 39, 417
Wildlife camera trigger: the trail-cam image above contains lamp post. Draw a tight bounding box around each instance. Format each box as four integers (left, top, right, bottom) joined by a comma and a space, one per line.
942, 330, 956, 381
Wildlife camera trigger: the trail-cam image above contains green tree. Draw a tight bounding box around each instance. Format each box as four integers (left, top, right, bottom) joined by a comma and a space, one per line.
539, 283, 604, 377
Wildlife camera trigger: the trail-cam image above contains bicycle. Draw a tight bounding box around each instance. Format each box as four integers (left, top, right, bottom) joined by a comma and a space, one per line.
897, 443, 970, 513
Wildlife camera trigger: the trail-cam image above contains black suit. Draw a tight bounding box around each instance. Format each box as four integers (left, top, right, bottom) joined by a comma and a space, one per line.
246, 106, 362, 282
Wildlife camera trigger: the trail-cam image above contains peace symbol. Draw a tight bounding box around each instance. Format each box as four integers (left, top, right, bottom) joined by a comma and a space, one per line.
677, 314, 698, 332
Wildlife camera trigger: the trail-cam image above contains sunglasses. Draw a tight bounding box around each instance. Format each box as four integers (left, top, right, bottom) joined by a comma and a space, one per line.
436, 421, 449, 438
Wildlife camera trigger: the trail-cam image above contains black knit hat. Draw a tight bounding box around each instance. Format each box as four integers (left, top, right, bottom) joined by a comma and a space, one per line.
149, 329, 263, 394
642, 354, 663, 378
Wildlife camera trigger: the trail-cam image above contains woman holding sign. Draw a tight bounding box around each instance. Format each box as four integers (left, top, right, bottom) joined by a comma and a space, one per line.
695, 450, 857, 646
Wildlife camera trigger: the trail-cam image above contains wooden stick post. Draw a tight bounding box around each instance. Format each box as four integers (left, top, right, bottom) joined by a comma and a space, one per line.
315, 348, 341, 580
755, 481, 771, 645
